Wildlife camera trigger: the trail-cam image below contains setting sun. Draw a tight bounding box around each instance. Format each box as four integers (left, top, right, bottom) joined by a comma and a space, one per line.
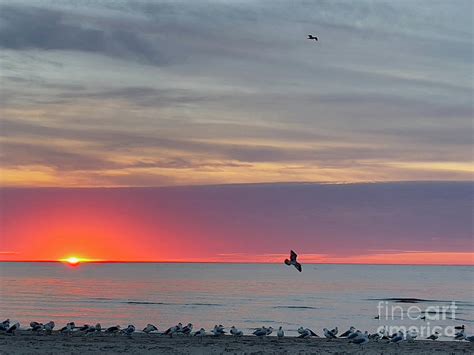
60, 256, 89, 265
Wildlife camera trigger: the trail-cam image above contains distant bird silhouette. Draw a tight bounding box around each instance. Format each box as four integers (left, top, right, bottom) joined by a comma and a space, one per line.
284, 250, 302, 272
307, 34, 318, 41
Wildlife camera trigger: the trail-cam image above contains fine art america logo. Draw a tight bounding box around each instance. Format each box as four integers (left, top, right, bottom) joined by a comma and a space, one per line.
376, 301, 459, 337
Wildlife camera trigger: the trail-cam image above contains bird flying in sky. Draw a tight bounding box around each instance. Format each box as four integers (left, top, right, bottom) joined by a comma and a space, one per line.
307, 34, 318, 41
284, 250, 302, 272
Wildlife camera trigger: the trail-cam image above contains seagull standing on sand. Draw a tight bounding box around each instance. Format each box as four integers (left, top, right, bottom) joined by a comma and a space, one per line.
105, 325, 121, 334
284, 250, 302, 272
122, 325, 135, 337
350, 332, 369, 346
164, 323, 182, 338
181, 323, 193, 335
79, 324, 90, 332
427, 331, 440, 340
406, 330, 417, 342
59, 322, 75, 335
194, 328, 206, 341
297, 327, 318, 338
143, 324, 158, 334
277, 326, 284, 339
30, 321, 43, 332
253, 326, 271, 337
230, 326, 243, 337
324, 328, 337, 339
390, 331, 404, 345
347, 330, 362, 340
85, 323, 100, 335
0, 319, 10, 331
6, 322, 20, 335
454, 329, 465, 340
44, 321, 55, 335
211, 325, 226, 336
340, 326, 355, 337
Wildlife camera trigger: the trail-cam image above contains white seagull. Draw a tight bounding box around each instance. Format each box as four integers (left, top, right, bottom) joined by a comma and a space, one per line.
105, 325, 121, 334
211, 325, 226, 336
427, 331, 440, 340
297, 327, 318, 338
164, 323, 182, 338
194, 328, 206, 337
390, 331, 404, 345
122, 325, 135, 337
347, 330, 362, 340
194, 328, 206, 341
6, 322, 20, 335
253, 326, 271, 337
181, 323, 193, 335
324, 327, 337, 339
339, 326, 355, 338
143, 324, 158, 334
350, 332, 369, 346
406, 330, 417, 342
0, 319, 10, 331
277, 326, 284, 339
44, 321, 55, 335
59, 322, 75, 335
30, 321, 43, 332
230, 326, 243, 337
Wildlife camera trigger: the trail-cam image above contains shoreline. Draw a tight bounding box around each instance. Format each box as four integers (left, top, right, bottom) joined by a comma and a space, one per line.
1, 332, 472, 354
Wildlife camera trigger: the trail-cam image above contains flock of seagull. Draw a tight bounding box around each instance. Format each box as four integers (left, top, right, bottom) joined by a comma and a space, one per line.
1, 319, 473, 345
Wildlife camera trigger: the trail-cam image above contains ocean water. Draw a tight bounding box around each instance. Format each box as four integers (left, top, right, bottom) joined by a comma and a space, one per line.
0, 263, 472, 339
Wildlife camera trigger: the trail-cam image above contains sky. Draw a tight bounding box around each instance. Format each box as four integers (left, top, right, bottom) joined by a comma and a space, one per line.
0, 1, 472, 263
1, 182, 473, 264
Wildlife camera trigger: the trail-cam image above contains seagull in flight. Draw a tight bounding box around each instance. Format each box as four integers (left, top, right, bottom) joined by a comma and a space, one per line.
284, 250, 302, 272
307, 34, 318, 41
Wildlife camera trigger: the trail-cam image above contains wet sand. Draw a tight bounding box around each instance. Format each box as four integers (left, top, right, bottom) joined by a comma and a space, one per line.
1, 332, 473, 354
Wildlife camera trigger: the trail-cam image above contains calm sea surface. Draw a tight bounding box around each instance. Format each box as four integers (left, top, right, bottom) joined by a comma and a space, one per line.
0, 263, 472, 339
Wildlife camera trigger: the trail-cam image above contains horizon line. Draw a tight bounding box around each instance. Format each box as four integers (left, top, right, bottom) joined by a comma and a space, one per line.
1, 260, 472, 267
0, 179, 472, 190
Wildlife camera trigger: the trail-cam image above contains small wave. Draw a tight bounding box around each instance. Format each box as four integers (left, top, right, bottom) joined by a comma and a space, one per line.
124, 301, 168, 305
455, 318, 474, 323
123, 301, 222, 307
274, 306, 318, 309
88, 297, 114, 301
184, 303, 222, 307
367, 298, 448, 303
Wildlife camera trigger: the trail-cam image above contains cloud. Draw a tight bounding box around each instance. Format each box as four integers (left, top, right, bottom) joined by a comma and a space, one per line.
0, 4, 167, 65
0, 1, 471, 186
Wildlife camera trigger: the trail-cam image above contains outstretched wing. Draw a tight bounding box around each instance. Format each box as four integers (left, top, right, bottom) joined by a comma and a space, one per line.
290, 250, 297, 262
294, 262, 302, 272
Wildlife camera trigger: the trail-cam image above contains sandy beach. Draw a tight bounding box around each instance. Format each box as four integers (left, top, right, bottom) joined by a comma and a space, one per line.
1, 332, 472, 355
